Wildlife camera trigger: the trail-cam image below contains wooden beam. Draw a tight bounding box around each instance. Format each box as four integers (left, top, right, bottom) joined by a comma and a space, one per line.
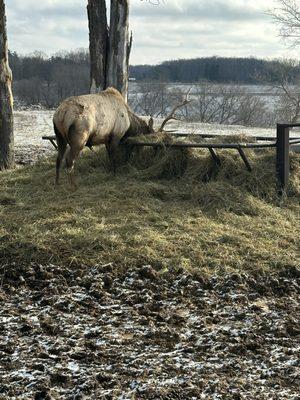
123, 141, 277, 149
237, 147, 252, 172
208, 148, 221, 166
171, 132, 300, 142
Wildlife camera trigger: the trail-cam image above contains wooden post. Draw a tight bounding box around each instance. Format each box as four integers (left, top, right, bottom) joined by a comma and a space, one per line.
87, 0, 109, 93
0, 0, 14, 170
107, 0, 131, 101
276, 124, 290, 195
208, 147, 221, 166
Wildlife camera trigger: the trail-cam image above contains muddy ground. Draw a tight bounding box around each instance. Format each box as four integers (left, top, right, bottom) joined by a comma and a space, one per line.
0, 263, 299, 399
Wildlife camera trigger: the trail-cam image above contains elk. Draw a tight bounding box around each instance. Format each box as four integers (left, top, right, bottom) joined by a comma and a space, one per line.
53, 87, 191, 186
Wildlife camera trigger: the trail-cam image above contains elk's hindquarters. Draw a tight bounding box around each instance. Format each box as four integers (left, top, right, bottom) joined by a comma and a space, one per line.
54, 121, 89, 187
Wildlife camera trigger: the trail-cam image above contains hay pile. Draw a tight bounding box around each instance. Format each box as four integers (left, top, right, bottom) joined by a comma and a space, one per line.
0, 137, 299, 275
126, 134, 299, 202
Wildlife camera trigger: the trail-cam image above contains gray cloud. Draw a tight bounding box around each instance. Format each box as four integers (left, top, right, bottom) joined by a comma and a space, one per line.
5, 0, 297, 64
132, 0, 266, 21
8, 1, 84, 20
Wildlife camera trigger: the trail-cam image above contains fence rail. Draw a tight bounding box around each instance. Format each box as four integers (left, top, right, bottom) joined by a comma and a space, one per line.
125, 141, 276, 149
171, 132, 300, 142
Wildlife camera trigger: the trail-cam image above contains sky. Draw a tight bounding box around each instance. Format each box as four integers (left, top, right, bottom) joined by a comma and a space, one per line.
5, 0, 299, 65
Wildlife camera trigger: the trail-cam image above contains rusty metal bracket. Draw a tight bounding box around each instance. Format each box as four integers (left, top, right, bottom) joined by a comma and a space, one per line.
49, 138, 58, 149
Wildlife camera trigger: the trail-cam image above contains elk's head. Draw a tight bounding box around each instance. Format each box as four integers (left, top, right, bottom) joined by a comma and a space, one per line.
138, 116, 155, 135
145, 117, 155, 134
127, 113, 155, 137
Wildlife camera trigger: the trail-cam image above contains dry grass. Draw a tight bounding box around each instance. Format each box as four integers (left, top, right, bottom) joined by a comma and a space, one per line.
0, 142, 299, 276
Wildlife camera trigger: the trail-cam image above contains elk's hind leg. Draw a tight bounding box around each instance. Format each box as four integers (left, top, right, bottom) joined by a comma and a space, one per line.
54, 124, 67, 185
65, 148, 81, 189
65, 127, 89, 189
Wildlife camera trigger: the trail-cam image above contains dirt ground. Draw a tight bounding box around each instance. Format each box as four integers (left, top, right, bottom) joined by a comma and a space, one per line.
0, 263, 299, 400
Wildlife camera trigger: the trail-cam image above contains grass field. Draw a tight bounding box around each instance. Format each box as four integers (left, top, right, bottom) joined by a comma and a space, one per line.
0, 142, 299, 276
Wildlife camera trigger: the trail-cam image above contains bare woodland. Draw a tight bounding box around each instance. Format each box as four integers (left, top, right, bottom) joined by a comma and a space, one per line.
130, 81, 298, 128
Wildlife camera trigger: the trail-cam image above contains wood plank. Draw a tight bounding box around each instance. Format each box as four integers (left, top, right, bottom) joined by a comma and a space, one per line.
124, 141, 277, 149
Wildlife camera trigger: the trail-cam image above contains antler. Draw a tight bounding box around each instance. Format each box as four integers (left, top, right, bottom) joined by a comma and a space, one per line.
157, 88, 192, 132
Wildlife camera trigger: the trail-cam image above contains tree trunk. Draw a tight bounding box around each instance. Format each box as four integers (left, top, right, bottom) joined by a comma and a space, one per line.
107, 0, 131, 101
0, 0, 14, 170
87, 0, 109, 94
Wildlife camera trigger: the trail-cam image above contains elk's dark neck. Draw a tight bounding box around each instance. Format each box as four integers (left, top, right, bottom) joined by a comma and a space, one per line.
127, 111, 148, 137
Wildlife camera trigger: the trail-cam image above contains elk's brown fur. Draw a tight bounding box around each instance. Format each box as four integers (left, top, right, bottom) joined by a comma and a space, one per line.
53, 87, 154, 185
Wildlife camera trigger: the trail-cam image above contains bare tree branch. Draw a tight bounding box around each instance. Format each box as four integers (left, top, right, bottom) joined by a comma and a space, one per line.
268, 0, 300, 47
157, 88, 192, 132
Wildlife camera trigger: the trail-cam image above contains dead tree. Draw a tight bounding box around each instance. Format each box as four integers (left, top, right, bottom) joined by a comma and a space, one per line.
87, 0, 109, 93
0, 0, 14, 170
107, 0, 131, 101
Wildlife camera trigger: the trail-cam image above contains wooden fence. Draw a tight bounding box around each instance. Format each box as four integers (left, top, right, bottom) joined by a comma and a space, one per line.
43, 123, 300, 195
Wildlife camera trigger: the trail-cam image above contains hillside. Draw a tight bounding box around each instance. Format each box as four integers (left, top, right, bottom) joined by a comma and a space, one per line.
130, 57, 300, 83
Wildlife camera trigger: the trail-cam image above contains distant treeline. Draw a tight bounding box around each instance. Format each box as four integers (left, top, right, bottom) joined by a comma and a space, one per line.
9, 49, 90, 82
8, 49, 300, 108
9, 49, 90, 107
130, 57, 300, 83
